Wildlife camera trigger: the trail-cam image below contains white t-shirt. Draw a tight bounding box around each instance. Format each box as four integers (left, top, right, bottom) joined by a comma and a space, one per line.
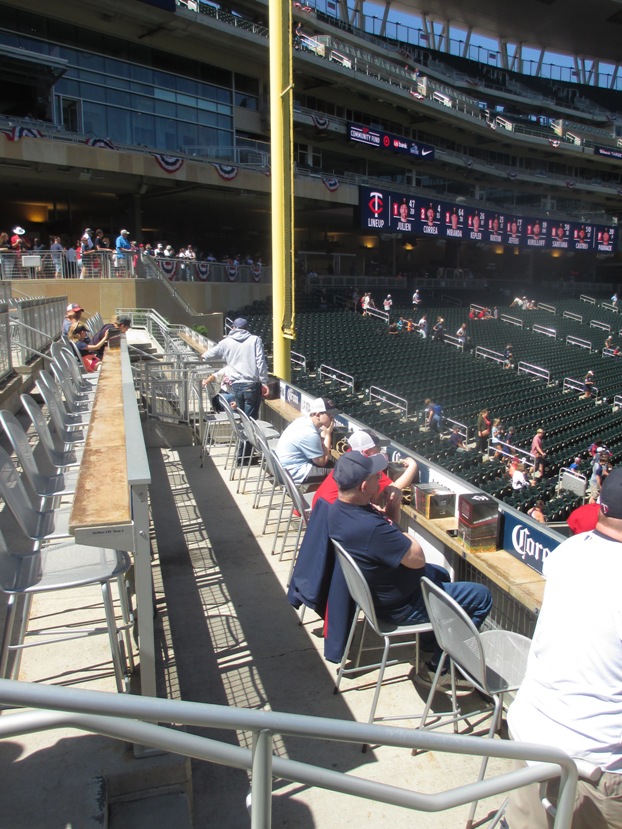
508, 530, 622, 772
275, 416, 322, 483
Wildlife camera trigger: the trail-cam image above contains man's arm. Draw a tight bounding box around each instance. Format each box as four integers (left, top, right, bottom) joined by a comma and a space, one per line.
201, 342, 224, 362
310, 419, 334, 467
400, 536, 426, 569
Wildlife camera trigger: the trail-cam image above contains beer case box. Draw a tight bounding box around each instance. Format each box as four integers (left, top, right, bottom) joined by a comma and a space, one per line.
458, 531, 498, 554
458, 493, 500, 552
458, 493, 498, 525
414, 484, 456, 519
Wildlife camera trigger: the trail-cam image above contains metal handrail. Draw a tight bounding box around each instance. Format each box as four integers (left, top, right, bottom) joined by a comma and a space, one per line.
0, 678, 577, 829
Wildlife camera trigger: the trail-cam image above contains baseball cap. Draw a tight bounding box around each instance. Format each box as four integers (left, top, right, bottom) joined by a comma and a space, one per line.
333, 450, 387, 490
599, 468, 622, 519
117, 317, 132, 327
120, 229, 130, 235
232, 317, 248, 329
66, 303, 84, 313
309, 397, 339, 415
347, 429, 389, 452
12, 226, 25, 235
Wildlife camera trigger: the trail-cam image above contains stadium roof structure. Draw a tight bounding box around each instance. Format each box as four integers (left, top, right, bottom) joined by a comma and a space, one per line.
382, 0, 622, 67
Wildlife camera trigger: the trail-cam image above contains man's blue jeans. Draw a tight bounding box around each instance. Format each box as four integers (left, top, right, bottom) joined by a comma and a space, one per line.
232, 381, 262, 459
399, 575, 493, 669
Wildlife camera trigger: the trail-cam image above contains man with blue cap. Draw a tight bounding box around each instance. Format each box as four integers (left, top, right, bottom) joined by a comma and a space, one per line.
201, 317, 269, 421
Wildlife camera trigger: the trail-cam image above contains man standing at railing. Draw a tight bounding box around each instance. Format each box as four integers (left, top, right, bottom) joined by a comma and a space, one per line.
115, 229, 134, 276
201, 318, 269, 459
506, 468, 622, 829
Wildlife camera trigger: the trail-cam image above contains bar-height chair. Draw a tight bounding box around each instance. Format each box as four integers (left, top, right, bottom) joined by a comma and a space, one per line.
332, 540, 434, 732
216, 395, 244, 475
37, 370, 89, 430
50, 362, 94, 412
278, 466, 313, 585
0, 535, 134, 693
419, 576, 531, 829
0, 411, 77, 507
55, 346, 98, 392
20, 395, 82, 470
235, 409, 279, 495
34, 379, 87, 447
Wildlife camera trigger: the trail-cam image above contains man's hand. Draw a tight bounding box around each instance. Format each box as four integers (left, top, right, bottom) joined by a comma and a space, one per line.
261, 383, 270, 397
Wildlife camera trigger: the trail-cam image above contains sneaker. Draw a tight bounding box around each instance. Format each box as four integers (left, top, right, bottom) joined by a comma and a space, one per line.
412, 664, 474, 692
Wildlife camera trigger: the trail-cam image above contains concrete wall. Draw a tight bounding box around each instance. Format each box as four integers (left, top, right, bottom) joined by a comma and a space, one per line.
10, 279, 272, 341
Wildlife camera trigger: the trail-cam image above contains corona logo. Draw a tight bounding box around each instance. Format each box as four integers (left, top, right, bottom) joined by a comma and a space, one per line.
368, 191, 384, 217
511, 524, 552, 564
391, 450, 404, 463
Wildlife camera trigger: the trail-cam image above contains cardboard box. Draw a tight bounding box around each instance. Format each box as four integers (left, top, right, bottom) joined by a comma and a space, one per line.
415, 484, 455, 519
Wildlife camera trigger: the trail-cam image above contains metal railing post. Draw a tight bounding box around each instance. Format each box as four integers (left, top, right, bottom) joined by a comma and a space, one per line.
251, 729, 273, 829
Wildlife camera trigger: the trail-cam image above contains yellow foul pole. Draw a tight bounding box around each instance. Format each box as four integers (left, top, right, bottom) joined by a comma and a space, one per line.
269, 0, 295, 382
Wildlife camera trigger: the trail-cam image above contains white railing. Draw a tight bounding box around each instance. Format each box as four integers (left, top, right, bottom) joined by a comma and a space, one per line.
566, 335, 592, 350
517, 362, 551, 383
369, 386, 408, 417
0, 678, 578, 829
319, 363, 354, 391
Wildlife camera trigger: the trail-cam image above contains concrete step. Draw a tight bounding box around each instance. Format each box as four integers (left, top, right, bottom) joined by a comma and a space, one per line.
108, 792, 192, 829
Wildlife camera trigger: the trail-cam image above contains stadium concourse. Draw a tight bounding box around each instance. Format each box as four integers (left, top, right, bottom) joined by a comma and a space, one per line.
231, 288, 622, 523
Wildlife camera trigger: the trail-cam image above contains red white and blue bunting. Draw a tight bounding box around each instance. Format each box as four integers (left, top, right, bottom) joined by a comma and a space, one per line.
85, 137, 115, 150
312, 114, 330, 132
321, 177, 340, 192
196, 262, 210, 281
211, 163, 239, 181
159, 259, 178, 280
226, 261, 239, 281
2, 126, 42, 141
250, 263, 263, 282
153, 154, 185, 174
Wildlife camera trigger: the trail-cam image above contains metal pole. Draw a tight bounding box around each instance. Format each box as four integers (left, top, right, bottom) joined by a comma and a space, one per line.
250, 729, 273, 829
269, 0, 293, 382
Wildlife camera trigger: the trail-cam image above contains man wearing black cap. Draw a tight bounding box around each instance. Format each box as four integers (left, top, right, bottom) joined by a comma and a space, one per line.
327, 451, 492, 675
201, 317, 269, 422
507, 467, 622, 828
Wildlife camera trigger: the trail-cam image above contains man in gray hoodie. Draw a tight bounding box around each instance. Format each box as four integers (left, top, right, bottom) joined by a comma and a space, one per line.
201, 317, 269, 420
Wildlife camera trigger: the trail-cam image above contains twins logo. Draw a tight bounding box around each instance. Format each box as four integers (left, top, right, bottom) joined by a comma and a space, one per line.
368, 191, 384, 217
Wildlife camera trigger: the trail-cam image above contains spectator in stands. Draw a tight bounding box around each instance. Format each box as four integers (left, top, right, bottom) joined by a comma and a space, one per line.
425, 398, 443, 433
455, 322, 467, 343
492, 306, 499, 319
50, 236, 64, 278
581, 370, 595, 399
91, 316, 131, 357
611, 292, 618, 308
387, 322, 399, 335
490, 418, 504, 458
568, 456, 582, 473
115, 229, 134, 273
201, 317, 269, 423
432, 316, 444, 342
417, 314, 428, 339
527, 500, 546, 523
503, 344, 515, 369
65, 242, 77, 278
476, 408, 491, 454
383, 294, 392, 312
530, 428, 547, 478
512, 463, 531, 490
275, 397, 337, 485
327, 450, 492, 679
589, 452, 610, 503
62, 303, 84, 336
412, 289, 421, 307
449, 426, 464, 451
604, 335, 613, 352
361, 292, 372, 316
311, 429, 417, 525
202, 366, 235, 411
69, 322, 106, 370
506, 468, 622, 829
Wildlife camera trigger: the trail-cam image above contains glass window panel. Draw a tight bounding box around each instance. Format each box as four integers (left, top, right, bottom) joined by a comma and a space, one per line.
80, 83, 106, 102
235, 92, 258, 110
78, 53, 105, 71
106, 57, 129, 78
153, 70, 175, 91
178, 122, 198, 149
130, 64, 152, 83
234, 73, 260, 95
176, 93, 197, 107
216, 103, 232, 115
130, 81, 152, 95
154, 88, 176, 102
133, 95, 155, 114
77, 70, 102, 84
106, 106, 131, 145
197, 99, 218, 113
82, 101, 108, 138
218, 114, 233, 129
133, 113, 155, 147
176, 104, 196, 121
176, 76, 198, 95
56, 79, 79, 97
155, 119, 178, 151
154, 100, 176, 118
198, 111, 218, 127
106, 88, 131, 106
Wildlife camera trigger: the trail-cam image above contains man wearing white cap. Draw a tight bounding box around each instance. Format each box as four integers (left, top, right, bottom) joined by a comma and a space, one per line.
201, 317, 268, 422
312, 429, 417, 524
275, 397, 337, 485
115, 229, 133, 274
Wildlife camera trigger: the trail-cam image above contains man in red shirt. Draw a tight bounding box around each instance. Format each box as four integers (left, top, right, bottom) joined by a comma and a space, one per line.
312, 429, 417, 524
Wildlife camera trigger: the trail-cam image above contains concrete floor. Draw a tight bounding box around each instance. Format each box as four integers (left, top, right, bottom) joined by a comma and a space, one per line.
0, 424, 512, 828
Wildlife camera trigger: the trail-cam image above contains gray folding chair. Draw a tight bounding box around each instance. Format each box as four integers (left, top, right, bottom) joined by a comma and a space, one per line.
278, 466, 313, 582
331, 540, 434, 732
419, 576, 531, 829
36, 372, 88, 440
20, 395, 81, 470
236, 409, 279, 495
0, 410, 76, 507
0, 537, 134, 692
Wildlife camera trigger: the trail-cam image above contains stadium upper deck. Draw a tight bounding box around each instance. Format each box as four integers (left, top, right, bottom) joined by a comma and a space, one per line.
0, 0, 620, 281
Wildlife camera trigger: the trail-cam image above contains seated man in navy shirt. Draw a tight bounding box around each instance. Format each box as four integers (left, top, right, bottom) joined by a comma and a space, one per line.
327, 451, 492, 677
